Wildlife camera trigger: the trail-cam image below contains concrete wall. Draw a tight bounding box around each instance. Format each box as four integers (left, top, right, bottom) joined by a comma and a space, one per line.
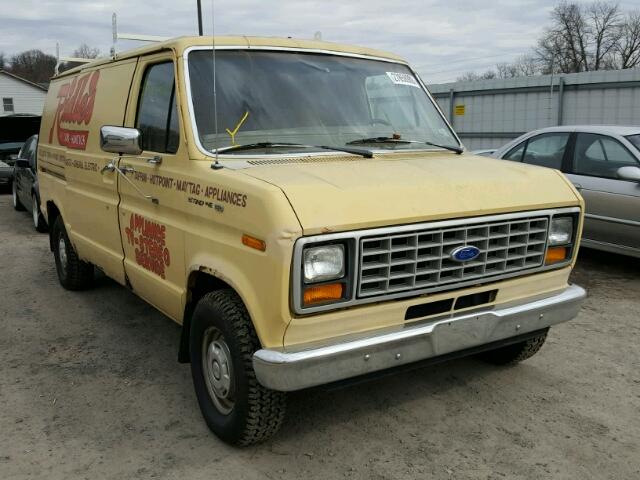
428, 68, 640, 151
0, 72, 47, 117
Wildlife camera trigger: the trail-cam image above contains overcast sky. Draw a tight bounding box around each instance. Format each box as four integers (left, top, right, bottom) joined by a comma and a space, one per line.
1, 0, 638, 84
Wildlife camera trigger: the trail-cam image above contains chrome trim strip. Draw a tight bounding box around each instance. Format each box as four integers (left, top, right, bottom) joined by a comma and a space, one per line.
291, 207, 580, 314
181, 45, 461, 162
39, 166, 66, 181
585, 212, 640, 227
581, 238, 640, 258
255, 284, 586, 391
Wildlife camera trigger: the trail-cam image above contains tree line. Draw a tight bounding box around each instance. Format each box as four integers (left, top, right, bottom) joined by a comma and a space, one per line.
0, 44, 101, 86
458, 1, 640, 81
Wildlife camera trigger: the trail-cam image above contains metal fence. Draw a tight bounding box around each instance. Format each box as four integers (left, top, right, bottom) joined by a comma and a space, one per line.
428, 68, 640, 151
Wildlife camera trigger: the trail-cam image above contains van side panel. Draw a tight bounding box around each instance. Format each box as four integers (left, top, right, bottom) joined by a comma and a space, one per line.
40, 59, 138, 285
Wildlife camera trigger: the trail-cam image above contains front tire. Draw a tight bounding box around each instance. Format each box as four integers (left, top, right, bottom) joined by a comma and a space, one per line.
32, 194, 47, 233
52, 216, 94, 290
478, 329, 549, 365
189, 290, 286, 446
12, 179, 24, 211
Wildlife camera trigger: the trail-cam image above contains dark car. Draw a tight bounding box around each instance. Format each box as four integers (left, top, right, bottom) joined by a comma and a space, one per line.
0, 114, 41, 183
0, 142, 23, 185
12, 134, 47, 232
0, 141, 24, 162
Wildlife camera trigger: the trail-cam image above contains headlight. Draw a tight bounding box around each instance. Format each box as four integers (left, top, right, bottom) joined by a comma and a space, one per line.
548, 217, 573, 246
303, 245, 345, 283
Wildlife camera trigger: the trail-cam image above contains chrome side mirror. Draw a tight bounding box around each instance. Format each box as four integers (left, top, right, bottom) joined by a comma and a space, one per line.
617, 166, 640, 182
100, 126, 142, 156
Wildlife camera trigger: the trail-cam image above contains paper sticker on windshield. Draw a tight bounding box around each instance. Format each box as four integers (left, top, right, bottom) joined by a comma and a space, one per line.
386, 72, 420, 88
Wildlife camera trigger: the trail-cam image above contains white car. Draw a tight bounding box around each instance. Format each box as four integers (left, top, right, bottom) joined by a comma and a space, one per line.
471, 149, 496, 157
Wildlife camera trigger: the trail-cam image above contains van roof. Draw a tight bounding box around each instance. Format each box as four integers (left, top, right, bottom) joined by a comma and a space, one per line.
55, 35, 407, 78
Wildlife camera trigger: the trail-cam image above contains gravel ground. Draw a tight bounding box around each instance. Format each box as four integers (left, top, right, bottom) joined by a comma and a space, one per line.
1, 188, 639, 480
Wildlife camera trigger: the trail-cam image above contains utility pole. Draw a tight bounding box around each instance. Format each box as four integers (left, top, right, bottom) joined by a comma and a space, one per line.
197, 0, 203, 36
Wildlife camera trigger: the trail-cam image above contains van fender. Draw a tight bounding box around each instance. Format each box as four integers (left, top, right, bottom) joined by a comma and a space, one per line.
180, 253, 291, 362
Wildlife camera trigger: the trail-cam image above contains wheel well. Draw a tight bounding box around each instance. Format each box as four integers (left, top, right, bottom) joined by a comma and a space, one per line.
46, 202, 60, 251
178, 270, 233, 363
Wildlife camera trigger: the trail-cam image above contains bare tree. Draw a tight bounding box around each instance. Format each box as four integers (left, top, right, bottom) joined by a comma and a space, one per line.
537, 2, 591, 73
495, 62, 519, 79
616, 11, 640, 68
0, 52, 6, 70
58, 44, 102, 73
451, 1, 640, 82
589, 2, 622, 70
517, 55, 541, 76
535, 2, 640, 73
496, 55, 541, 78
457, 70, 497, 82
8, 50, 56, 84
73, 43, 100, 59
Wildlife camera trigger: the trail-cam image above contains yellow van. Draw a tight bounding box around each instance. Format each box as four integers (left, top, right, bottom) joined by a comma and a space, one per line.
38, 36, 586, 445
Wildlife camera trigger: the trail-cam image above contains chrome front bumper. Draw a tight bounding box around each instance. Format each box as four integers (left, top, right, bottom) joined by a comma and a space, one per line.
253, 284, 586, 391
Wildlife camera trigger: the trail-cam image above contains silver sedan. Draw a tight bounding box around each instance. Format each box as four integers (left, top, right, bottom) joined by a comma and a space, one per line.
492, 126, 640, 258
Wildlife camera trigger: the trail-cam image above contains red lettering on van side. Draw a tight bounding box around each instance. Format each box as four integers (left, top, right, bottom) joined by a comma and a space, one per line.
124, 213, 172, 280
48, 70, 100, 150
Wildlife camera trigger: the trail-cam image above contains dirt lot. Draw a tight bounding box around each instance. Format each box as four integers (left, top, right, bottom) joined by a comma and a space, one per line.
1, 189, 639, 480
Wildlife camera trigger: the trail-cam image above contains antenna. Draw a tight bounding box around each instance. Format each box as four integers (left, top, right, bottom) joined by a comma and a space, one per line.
112, 13, 117, 57
197, 0, 203, 36
210, 0, 221, 168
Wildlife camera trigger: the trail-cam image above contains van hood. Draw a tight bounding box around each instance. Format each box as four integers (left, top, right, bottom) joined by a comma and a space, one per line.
240, 154, 580, 235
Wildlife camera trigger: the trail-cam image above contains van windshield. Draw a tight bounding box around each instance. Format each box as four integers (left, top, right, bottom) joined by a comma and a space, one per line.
187, 50, 459, 155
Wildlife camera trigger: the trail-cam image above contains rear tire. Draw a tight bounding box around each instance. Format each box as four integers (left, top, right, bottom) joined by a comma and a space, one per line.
32, 194, 48, 233
189, 290, 286, 446
52, 216, 94, 290
478, 330, 548, 365
12, 179, 24, 211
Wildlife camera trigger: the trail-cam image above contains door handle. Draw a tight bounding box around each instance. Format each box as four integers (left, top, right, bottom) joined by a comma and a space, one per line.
146, 155, 162, 165
101, 161, 133, 175
101, 160, 159, 204
101, 161, 116, 174
574, 183, 582, 191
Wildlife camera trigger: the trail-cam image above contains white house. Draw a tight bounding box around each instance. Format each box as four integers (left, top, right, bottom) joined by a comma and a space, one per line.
0, 70, 47, 117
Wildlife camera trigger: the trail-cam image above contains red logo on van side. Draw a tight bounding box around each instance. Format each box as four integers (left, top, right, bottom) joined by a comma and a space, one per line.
48, 70, 100, 150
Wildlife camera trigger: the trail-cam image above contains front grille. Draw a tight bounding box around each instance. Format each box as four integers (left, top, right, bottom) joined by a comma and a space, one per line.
358, 216, 549, 298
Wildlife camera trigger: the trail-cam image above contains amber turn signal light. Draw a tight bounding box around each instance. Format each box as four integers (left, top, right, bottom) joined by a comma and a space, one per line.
303, 283, 344, 306
242, 234, 266, 252
545, 246, 568, 264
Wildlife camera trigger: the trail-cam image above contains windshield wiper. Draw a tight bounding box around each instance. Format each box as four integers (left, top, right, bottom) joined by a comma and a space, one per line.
424, 141, 464, 155
347, 136, 463, 154
347, 136, 412, 145
214, 142, 373, 158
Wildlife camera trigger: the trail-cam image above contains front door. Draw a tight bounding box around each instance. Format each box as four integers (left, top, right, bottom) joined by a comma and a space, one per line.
117, 54, 187, 321
566, 133, 640, 251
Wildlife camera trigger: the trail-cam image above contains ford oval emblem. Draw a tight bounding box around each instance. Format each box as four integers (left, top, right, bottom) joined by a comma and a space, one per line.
450, 245, 481, 262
